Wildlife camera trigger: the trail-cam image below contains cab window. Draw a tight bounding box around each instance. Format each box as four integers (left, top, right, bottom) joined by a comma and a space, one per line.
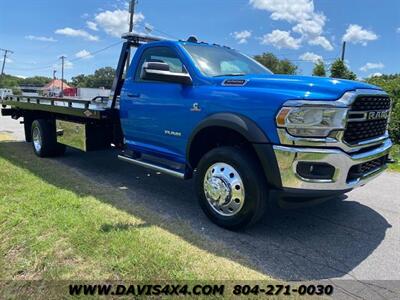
135, 47, 186, 81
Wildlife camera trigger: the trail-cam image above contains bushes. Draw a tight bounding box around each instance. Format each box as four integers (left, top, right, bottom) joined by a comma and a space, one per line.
390, 104, 400, 144
366, 74, 400, 143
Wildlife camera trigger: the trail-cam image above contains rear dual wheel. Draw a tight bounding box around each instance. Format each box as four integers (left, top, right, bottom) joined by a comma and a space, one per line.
31, 119, 66, 157
195, 147, 268, 230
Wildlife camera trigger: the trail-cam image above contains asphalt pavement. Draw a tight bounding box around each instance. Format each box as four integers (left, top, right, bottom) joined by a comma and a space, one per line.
1, 116, 399, 290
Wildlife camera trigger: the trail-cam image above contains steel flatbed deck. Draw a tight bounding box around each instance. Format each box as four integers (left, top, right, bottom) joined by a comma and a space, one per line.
1, 95, 115, 120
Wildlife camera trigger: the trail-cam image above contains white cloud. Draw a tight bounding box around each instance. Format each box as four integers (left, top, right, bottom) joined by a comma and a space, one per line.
75, 50, 93, 59
299, 52, 323, 63
86, 21, 98, 31
25, 35, 57, 42
250, 0, 315, 23
342, 24, 378, 46
53, 60, 73, 70
260, 30, 301, 49
55, 27, 99, 41
397, 27, 400, 33
0, 57, 13, 64
369, 72, 383, 78
232, 30, 252, 44
360, 62, 384, 72
65, 61, 74, 69
250, 0, 333, 51
94, 9, 144, 37
64, 60, 74, 70
308, 36, 333, 51
292, 12, 325, 36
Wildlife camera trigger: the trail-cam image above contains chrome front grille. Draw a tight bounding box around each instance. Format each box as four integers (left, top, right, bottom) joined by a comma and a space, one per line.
344, 95, 391, 145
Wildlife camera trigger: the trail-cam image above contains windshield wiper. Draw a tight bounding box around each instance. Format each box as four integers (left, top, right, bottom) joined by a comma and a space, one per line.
213, 73, 246, 77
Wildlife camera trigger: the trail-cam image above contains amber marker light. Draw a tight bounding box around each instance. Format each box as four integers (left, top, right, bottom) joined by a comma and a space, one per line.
276, 107, 291, 126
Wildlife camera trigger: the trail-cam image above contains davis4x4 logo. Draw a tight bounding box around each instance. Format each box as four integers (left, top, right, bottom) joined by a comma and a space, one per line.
367, 111, 389, 120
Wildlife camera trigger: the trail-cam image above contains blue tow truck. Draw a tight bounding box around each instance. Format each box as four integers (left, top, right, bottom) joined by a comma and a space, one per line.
1, 33, 393, 229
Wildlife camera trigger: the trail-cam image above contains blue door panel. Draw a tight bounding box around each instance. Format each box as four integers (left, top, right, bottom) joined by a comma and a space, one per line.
119, 44, 205, 163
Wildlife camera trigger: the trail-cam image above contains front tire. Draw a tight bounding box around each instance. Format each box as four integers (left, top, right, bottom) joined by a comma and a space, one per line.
31, 119, 66, 157
195, 147, 268, 230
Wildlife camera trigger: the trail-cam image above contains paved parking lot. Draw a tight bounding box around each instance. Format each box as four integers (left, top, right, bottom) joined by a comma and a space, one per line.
1, 116, 399, 295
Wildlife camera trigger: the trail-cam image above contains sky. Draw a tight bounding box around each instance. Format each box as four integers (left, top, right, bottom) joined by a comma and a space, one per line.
0, 0, 399, 80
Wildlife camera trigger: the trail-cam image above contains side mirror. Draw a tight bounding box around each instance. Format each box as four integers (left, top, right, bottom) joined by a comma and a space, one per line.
141, 62, 192, 85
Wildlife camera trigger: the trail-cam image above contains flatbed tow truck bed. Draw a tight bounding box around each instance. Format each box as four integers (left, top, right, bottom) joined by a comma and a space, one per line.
1, 94, 123, 152
1, 95, 114, 120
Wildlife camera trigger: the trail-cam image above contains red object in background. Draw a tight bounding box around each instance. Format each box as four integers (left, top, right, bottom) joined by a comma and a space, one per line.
63, 88, 77, 97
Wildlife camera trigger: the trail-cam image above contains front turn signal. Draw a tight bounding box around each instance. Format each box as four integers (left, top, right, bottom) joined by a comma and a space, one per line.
276, 108, 291, 127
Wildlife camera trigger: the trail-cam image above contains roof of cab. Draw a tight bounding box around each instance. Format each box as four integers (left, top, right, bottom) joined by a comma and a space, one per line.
122, 32, 231, 49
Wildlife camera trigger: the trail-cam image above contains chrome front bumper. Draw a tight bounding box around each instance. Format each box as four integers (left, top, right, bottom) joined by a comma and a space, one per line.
273, 138, 393, 191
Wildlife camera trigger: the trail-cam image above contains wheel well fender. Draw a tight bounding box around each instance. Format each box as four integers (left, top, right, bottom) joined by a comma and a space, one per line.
186, 113, 270, 167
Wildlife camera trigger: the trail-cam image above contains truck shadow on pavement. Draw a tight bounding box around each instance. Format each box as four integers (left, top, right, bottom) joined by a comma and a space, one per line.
0, 142, 391, 281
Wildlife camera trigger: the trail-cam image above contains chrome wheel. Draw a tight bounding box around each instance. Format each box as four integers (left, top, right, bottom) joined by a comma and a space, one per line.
32, 126, 42, 153
203, 162, 245, 216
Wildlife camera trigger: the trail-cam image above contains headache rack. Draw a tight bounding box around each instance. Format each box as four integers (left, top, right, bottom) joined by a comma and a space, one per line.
109, 33, 164, 109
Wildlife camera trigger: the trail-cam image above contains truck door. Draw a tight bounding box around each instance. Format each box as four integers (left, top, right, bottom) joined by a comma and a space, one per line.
120, 46, 197, 163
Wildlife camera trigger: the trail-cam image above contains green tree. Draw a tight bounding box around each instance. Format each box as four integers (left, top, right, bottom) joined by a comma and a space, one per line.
330, 59, 357, 80
20, 76, 52, 86
70, 67, 116, 89
0, 74, 20, 89
91, 67, 115, 89
0, 74, 22, 94
366, 74, 400, 143
254, 52, 298, 75
312, 60, 326, 77
71, 74, 89, 88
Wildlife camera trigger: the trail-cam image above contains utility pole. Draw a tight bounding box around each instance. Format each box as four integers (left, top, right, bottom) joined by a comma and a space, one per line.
341, 41, 347, 61
60, 56, 66, 97
126, 0, 138, 73
1, 48, 14, 76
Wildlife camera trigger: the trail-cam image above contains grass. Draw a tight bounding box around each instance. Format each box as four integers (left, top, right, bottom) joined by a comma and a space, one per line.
389, 144, 400, 172
0, 141, 270, 297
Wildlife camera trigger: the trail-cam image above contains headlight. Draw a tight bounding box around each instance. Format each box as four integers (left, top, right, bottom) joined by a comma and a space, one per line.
276, 104, 348, 138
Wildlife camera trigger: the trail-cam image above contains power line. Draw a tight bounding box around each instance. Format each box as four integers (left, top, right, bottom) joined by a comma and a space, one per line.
6, 60, 59, 71
7, 41, 123, 72
69, 41, 123, 63
146, 26, 180, 40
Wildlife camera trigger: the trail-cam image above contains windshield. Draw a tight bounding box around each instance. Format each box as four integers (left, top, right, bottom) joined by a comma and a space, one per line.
183, 44, 273, 77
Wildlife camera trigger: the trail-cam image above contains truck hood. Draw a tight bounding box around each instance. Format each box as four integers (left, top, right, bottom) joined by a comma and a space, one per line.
215, 74, 382, 101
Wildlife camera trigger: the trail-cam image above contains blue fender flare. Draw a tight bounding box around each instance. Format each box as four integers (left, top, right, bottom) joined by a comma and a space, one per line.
186, 113, 282, 189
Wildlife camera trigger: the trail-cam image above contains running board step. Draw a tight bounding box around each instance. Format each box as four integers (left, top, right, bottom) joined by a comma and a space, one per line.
118, 155, 185, 179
